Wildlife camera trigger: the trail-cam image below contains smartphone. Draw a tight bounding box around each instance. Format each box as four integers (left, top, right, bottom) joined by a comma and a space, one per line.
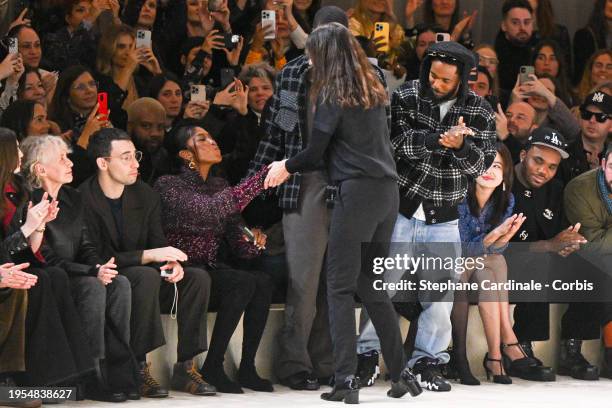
136, 29, 152, 48
7, 37, 18, 54
97, 92, 108, 119
240, 225, 256, 242
224, 33, 240, 51
519, 65, 535, 84
220, 68, 235, 90
374, 22, 390, 53
160, 269, 172, 277
262, 10, 276, 40
191, 85, 207, 103
468, 67, 478, 82
436, 32, 451, 43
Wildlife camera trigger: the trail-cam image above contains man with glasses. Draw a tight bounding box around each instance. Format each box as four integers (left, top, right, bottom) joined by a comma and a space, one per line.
79, 128, 216, 398
559, 92, 612, 185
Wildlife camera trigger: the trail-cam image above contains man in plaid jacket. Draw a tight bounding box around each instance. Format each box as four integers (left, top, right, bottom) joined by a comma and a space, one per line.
246, 6, 351, 391
356, 41, 497, 392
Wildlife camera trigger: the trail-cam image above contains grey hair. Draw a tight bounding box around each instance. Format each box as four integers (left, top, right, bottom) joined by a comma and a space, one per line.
20, 135, 72, 189
238, 63, 276, 88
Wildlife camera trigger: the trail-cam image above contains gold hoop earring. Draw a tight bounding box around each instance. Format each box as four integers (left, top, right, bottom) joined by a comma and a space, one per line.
188, 160, 196, 170
502, 182, 506, 192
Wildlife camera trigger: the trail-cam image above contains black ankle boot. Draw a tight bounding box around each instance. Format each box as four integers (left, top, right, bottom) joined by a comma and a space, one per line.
200, 363, 243, 394
387, 368, 422, 398
321, 377, 359, 404
501, 342, 555, 382
558, 339, 599, 381
444, 348, 480, 385
238, 363, 273, 392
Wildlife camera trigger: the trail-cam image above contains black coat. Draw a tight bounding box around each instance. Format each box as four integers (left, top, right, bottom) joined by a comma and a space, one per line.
32, 187, 102, 277
573, 26, 607, 85
78, 176, 168, 268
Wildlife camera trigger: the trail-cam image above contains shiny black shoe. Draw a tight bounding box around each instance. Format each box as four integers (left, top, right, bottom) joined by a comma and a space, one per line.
501, 342, 555, 382
444, 348, 480, 385
558, 339, 599, 381
85, 386, 128, 403
483, 353, 512, 384
238, 364, 274, 392
387, 367, 423, 398
279, 371, 320, 391
356, 350, 380, 387
125, 389, 141, 400
321, 377, 359, 404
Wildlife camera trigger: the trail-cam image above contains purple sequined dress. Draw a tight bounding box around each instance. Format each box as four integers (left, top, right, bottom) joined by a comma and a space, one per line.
154, 167, 268, 266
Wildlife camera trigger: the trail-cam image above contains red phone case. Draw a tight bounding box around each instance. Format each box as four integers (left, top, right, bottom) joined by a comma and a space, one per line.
97, 92, 109, 116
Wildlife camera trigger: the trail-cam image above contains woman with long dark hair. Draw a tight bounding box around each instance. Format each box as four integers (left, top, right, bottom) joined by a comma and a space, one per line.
449, 143, 536, 385
527, 0, 571, 68
573, 0, 612, 85
155, 123, 275, 394
265, 23, 421, 403
0, 100, 50, 141
532, 39, 574, 106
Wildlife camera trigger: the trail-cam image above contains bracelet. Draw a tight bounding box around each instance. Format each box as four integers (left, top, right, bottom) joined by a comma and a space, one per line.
35, 226, 46, 233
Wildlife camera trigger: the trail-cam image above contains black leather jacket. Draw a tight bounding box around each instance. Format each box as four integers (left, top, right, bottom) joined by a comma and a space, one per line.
33, 186, 102, 277
1, 176, 36, 264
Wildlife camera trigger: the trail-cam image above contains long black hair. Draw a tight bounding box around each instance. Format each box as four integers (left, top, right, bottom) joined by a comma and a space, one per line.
0, 101, 39, 142
466, 142, 514, 229
0, 128, 26, 218
531, 39, 573, 105
586, 0, 609, 47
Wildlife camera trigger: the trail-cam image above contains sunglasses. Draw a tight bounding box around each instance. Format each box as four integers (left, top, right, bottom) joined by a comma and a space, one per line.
580, 109, 609, 123
427, 50, 459, 64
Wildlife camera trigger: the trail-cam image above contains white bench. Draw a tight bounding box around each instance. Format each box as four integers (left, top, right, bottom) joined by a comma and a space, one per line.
148, 304, 605, 387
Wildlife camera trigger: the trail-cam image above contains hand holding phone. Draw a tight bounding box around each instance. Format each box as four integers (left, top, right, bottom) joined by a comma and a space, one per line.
191, 85, 207, 103
374, 22, 390, 53
97, 92, 109, 120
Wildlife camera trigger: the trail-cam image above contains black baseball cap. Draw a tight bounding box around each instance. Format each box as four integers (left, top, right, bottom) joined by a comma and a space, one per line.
527, 126, 569, 159
581, 91, 612, 115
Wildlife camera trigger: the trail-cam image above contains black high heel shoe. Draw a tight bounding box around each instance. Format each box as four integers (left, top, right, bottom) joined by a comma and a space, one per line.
500, 342, 555, 382
321, 377, 359, 404
483, 353, 512, 384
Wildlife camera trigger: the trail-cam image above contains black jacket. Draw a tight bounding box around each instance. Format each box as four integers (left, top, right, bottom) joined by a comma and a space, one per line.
494, 30, 539, 93
32, 187, 102, 277
0, 176, 37, 265
78, 176, 167, 268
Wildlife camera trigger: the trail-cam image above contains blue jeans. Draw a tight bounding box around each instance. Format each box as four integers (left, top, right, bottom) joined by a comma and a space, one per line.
356, 214, 461, 367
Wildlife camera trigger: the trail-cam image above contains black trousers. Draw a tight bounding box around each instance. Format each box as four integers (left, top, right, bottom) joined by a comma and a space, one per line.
511, 251, 603, 341
121, 265, 211, 361
24, 267, 95, 385
201, 267, 273, 370
326, 177, 405, 383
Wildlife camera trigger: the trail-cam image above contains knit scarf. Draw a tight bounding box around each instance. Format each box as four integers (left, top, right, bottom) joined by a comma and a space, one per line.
597, 168, 612, 215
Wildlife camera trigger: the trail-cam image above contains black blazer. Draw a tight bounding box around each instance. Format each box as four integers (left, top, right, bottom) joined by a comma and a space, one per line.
33, 187, 102, 277
78, 176, 168, 269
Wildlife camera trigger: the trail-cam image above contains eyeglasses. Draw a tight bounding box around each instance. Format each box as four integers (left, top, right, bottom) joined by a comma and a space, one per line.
427, 51, 459, 64
478, 55, 499, 66
580, 109, 609, 123
72, 80, 98, 92
103, 151, 143, 164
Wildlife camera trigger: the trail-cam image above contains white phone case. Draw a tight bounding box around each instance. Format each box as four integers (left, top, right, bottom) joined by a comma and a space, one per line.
262, 10, 276, 40
136, 30, 152, 48
191, 85, 207, 103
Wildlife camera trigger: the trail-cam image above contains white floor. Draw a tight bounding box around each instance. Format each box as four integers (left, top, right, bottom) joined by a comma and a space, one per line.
65, 376, 612, 408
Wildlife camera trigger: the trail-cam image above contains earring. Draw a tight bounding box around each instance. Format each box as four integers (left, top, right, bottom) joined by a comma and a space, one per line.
502, 182, 506, 191
188, 160, 196, 170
